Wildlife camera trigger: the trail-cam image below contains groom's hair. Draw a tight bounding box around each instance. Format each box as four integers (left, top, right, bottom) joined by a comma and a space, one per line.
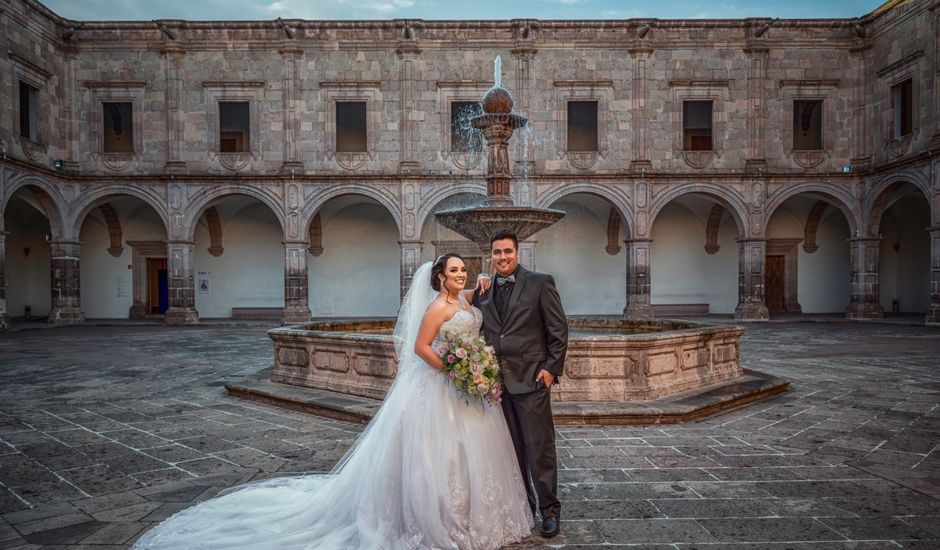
489, 230, 518, 251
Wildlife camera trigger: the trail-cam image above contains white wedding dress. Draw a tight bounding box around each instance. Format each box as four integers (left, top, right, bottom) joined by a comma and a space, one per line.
133, 263, 533, 550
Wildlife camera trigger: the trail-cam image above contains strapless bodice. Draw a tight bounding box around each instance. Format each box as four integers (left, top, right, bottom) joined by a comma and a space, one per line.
437, 306, 483, 341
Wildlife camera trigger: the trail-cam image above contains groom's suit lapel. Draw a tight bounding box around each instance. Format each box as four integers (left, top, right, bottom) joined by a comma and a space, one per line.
483, 278, 502, 326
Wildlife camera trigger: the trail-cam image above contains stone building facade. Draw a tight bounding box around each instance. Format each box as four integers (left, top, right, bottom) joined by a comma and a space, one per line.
0, 0, 938, 328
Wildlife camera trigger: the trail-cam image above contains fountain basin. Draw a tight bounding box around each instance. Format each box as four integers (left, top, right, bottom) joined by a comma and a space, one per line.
434, 206, 566, 248
268, 318, 745, 402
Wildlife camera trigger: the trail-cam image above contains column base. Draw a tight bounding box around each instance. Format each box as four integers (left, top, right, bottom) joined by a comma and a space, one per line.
845, 303, 884, 320
734, 302, 769, 321
164, 307, 199, 325
282, 306, 311, 325
925, 304, 940, 326
129, 303, 148, 320
623, 304, 655, 320
785, 302, 802, 314
47, 307, 85, 325
0, 314, 9, 330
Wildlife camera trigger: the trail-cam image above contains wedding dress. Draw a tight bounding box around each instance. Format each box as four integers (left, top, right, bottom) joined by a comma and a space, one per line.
133, 262, 533, 550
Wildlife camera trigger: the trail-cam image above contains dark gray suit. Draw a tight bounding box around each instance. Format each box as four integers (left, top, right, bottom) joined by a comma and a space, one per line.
473, 265, 568, 519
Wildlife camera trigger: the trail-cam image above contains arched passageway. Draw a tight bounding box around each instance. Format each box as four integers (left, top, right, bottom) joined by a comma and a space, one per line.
309, 195, 400, 317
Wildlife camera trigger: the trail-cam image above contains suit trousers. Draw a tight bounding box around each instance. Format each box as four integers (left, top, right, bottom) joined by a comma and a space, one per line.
500, 385, 560, 519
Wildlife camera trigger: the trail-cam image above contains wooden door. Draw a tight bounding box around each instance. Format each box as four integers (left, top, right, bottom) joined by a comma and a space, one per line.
765, 254, 786, 313
148, 258, 168, 314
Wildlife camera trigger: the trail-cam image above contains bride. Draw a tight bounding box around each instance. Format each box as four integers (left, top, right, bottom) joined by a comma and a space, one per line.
133, 253, 533, 549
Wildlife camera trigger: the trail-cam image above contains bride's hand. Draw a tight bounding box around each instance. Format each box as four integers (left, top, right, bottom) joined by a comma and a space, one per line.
475, 274, 492, 294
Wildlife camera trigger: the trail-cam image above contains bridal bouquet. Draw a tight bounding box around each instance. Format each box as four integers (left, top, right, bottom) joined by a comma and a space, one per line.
436, 329, 504, 405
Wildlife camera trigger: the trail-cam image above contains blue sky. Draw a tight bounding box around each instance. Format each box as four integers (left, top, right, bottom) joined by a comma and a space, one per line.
43, 0, 885, 21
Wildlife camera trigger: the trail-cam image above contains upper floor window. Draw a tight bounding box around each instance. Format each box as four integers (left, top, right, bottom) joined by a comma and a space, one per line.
683, 100, 712, 151
891, 78, 913, 139
793, 100, 822, 151
567, 100, 598, 152
336, 101, 367, 153
19, 80, 38, 141
451, 101, 482, 153
103, 102, 133, 153
219, 101, 249, 153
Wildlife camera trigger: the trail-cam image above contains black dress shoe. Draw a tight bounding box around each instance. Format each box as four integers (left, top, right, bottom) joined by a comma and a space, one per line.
540, 516, 560, 538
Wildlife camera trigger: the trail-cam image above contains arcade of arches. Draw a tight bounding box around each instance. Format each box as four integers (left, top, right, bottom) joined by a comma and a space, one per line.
1, 0, 939, 328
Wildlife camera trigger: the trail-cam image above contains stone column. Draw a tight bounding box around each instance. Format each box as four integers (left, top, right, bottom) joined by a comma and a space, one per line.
925, 227, 939, 325
48, 241, 84, 324
396, 39, 420, 175
0, 231, 8, 329
623, 239, 654, 319
734, 239, 770, 321
163, 45, 186, 173
518, 240, 536, 270
629, 48, 653, 171
744, 46, 768, 171
164, 241, 198, 325
845, 237, 884, 320
399, 240, 422, 302
280, 47, 303, 174
850, 44, 873, 169
283, 241, 311, 324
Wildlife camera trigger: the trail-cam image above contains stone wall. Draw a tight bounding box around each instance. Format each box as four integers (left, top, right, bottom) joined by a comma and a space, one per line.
0, 0, 938, 327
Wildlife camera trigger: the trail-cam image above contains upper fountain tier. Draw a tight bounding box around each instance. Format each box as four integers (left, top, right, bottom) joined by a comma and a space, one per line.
434, 57, 565, 249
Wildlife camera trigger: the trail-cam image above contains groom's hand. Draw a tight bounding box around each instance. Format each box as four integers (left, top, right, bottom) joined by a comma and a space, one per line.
536, 369, 554, 388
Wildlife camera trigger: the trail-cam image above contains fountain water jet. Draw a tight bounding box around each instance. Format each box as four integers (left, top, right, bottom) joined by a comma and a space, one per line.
434, 58, 565, 249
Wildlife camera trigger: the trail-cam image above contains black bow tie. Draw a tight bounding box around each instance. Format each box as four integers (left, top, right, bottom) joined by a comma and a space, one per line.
496, 275, 516, 286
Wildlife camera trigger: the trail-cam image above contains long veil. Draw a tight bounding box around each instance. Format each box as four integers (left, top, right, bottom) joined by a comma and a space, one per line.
390, 261, 435, 375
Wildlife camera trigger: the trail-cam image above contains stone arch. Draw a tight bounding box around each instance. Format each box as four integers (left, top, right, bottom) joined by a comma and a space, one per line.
648, 184, 748, 237
97, 204, 124, 257
67, 185, 170, 241
705, 204, 725, 254
764, 183, 861, 237
866, 172, 933, 236
302, 185, 402, 237
803, 200, 829, 253
413, 182, 487, 238
184, 186, 286, 241
2, 175, 67, 238
203, 206, 224, 256
534, 183, 634, 235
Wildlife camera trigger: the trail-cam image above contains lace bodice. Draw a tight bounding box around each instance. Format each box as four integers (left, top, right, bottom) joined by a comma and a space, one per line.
437, 306, 484, 341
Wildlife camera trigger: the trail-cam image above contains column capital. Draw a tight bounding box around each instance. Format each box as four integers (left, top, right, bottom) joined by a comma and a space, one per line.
398, 240, 423, 246
167, 239, 196, 246
847, 236, 883, 244
282, 240, 310, 247
624, 238, 653, 245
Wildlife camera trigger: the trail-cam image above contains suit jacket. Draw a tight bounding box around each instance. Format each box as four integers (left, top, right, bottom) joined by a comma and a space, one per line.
473, 266, 568, 394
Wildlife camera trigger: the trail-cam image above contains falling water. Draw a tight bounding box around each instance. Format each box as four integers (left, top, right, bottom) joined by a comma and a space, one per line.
493, 55, 501, 88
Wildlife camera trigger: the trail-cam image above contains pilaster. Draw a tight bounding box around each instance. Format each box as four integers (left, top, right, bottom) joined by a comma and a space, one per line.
48, 241, 85, 324
399, 240, 423, 301
845, 237, 884, 320
0, 231, 8, 329
164, 240, 198, 325
927, 227, 940, 325
623, 239, 654, 320
734, 239, 770, 321
283, 241, 311, 324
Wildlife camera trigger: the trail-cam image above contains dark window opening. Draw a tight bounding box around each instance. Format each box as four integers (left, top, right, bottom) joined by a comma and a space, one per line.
336, 101, 367, 153
103, 102, 133, 153
793, 100, 822, 150
891, 79, 913, 139
683, 100, 713, 151
567, 101, 598, 152
19, 80, 38, 141
451, 101, 483, 152
219, 101, 249, 153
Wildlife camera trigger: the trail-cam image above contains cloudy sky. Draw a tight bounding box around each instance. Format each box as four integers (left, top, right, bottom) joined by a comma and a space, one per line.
43, 0, 885, 21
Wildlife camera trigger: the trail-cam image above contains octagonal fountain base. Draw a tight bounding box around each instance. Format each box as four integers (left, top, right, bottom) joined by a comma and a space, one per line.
226, 317, 788, 425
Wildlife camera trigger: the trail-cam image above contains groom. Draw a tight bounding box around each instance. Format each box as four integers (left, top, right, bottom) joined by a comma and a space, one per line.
473, 229, 568, 538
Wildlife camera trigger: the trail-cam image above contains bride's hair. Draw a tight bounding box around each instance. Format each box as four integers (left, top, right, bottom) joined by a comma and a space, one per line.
430, 252, 464, 292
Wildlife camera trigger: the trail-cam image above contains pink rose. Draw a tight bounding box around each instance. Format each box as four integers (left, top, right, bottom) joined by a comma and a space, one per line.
447, 354, 456, 363
455, 347, 467, 359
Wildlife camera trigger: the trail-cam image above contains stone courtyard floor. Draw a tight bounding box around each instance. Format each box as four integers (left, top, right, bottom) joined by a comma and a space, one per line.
0, 321, 938, 549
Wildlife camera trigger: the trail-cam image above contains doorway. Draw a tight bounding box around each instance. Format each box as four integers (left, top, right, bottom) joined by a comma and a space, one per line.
147, 258, 168, 314
765, 254, 786, 313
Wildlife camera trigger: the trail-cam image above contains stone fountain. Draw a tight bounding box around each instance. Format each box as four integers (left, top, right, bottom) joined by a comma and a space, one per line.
228, 59, 789, 425
435, 56, 565, 248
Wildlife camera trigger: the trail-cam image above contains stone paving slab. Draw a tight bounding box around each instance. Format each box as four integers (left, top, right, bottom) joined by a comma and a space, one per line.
0, 321, 938, 548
